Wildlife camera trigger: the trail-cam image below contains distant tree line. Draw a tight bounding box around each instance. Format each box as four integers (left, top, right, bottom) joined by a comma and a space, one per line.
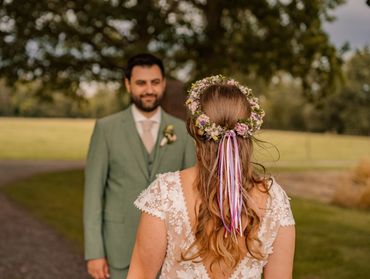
261, 47, 370, 136
0, 80, 125, 118
0, 48, 369, 136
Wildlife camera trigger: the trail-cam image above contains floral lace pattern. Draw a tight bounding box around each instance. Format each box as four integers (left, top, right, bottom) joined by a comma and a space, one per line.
134, 172, 295, 279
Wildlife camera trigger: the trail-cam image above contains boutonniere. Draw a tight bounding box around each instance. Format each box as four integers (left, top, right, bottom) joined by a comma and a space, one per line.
160, 124, 177, 147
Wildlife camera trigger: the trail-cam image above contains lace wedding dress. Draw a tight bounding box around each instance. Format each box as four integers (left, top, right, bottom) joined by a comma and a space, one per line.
135, 171, 295, 279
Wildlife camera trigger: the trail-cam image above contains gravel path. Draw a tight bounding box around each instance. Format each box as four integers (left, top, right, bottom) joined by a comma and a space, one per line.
0, 160, 89, 279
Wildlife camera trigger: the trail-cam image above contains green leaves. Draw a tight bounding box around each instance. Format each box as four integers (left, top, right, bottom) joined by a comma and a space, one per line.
0, 0, 345, 99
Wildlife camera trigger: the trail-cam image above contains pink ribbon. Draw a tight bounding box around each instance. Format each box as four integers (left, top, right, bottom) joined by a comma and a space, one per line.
217, 130, 244, 236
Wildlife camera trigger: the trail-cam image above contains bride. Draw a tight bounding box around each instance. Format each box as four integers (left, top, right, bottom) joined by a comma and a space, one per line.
127, 75, 295, 279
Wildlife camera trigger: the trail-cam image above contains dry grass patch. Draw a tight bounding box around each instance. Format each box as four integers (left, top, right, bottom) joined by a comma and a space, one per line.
332, 160, 370, 209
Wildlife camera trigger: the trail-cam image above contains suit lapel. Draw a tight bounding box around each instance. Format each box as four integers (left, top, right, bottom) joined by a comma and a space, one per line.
121, 107, 149, 180
150, 110, 169, 181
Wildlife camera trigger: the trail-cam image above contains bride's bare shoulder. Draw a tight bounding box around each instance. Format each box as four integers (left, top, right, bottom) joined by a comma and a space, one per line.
179, 166, 197, 181
180, 166, 197, 176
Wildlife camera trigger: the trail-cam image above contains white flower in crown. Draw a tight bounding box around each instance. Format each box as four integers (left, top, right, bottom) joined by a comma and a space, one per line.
185, 75, 265, 141
160, 124, 177, 147
205, 123, 225, 141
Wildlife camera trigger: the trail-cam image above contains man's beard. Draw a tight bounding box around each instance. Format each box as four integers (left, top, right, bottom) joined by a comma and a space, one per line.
131, 93, 162, 112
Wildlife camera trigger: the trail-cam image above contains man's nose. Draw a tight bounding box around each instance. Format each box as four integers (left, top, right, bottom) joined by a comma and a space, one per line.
146, 83, 155, 93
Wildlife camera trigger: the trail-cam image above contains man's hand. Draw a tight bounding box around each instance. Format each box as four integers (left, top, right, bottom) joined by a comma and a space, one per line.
87, 258, 110, 279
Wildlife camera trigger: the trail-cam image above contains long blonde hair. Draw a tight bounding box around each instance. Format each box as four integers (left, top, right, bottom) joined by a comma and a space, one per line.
183, 84, 269, 269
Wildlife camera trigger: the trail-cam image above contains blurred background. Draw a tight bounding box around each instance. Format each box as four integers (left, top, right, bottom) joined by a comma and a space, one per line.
0, 0, 369, 278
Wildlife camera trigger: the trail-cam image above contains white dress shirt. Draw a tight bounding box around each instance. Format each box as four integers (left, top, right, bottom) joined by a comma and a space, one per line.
131, 104, 161, 141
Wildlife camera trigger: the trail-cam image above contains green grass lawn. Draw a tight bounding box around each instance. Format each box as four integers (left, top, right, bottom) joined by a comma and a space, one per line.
2, 170, 370, 278
0, 117, 369, 169
254, 130, 370, 169
0, 117, 94, 160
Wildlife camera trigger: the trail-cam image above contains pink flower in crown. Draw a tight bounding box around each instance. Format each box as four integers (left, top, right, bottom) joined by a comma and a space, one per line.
186, 98, 198, 114
227, 79, 237, 86
190, 102, 198, 114
251, 113, 259, 121
234, 122, 250, 137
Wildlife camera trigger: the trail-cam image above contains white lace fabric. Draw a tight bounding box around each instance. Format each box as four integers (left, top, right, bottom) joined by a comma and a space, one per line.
134, 171, 295, 279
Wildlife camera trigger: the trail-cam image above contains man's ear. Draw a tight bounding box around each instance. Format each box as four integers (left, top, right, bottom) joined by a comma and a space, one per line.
163, 77, 166, 89
124, 78, 131, 93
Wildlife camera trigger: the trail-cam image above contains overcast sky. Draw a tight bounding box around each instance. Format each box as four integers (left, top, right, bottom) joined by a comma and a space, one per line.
324, 0, 370, 50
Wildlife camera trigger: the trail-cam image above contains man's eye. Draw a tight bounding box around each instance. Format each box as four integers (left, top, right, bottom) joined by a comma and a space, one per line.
152, 80, 160, 85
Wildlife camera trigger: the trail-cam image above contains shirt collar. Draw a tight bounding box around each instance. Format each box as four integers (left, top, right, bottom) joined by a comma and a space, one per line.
131, 104, 161, 124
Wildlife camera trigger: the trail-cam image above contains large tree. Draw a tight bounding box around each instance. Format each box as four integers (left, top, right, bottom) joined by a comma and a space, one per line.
0, 0, 345, 99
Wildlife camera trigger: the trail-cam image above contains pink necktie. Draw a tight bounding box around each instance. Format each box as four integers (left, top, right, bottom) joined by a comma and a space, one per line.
141, 120, 155, 153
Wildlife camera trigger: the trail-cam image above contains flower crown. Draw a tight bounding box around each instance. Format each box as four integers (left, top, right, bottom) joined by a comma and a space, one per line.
185, 75, 265, 141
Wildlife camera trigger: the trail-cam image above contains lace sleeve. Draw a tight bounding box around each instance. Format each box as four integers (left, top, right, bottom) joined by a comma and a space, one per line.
273, 182, 295, 227
134, 176, 166, 220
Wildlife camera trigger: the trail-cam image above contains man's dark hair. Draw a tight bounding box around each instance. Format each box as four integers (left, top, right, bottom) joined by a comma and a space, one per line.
124, 53, 165, 80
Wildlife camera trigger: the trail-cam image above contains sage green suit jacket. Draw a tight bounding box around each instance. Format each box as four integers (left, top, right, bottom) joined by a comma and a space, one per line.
83, 106, 195, 269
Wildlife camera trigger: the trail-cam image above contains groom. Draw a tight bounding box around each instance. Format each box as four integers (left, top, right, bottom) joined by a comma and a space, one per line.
83, 53, 195, 279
